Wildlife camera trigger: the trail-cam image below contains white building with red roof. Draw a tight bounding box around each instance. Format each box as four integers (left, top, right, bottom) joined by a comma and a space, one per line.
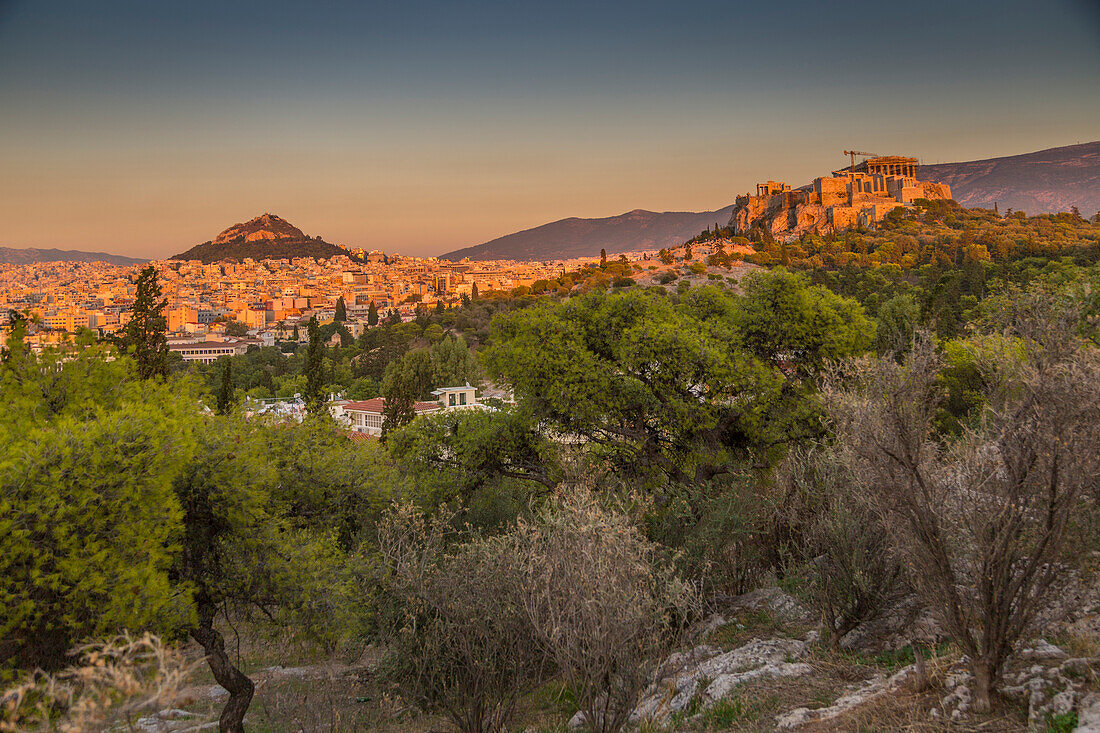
341, 397, 441, 436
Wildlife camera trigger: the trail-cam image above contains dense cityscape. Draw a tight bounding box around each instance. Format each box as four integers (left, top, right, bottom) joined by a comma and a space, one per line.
0, 251, 590, 352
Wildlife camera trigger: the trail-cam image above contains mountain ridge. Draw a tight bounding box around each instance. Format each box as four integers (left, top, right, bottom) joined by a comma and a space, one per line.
917, 141, 1100, 216
0, 247, 146, 266
440, 205, 735, 262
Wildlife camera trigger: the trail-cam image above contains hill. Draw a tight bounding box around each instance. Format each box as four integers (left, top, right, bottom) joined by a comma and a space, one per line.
172, 213, 356, 263
440, 206, 735, 262
0, 247, 146, 266
918, 141, 1100, 216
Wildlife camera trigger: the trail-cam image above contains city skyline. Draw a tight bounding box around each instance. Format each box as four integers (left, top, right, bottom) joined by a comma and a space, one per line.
1, 0, 1098, 259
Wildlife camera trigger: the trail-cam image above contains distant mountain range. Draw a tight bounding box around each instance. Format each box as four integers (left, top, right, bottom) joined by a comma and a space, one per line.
918, 142, 1100, 216
440, 206, 736, 262
443, 141, 1100, 262
171, 213, 356, 263
0, 247, 145, 266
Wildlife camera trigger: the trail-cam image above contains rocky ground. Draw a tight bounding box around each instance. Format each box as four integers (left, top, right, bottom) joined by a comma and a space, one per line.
132, 565, 1100, 733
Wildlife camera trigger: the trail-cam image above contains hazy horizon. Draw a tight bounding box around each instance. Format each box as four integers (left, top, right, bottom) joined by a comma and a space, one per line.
2, 0, 1098, 259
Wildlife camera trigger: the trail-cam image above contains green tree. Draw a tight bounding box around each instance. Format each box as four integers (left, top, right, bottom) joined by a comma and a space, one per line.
368, 300, 379, 326
471, 282, 479, 300
600, 248, 607, 269
223, 320, 249, 337
381, 349, 434, 437
119, 265, 170, 380
431, 334, 479, 387
873, 293, 921, 357
485, 288, 772, 485
303, 317, 326, 416
387, 407, 560, 519
172, 415, 360, 731
738, 268, 873, 378
485, 281, 871, 487
334, 296, 347, 322
0, 347, 195, 671
424, 323, 445, 344
2, 310, 30, 365
216, 358, 234, 415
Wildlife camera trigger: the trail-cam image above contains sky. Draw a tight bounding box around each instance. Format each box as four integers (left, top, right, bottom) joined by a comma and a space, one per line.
0, 0, 1098, 259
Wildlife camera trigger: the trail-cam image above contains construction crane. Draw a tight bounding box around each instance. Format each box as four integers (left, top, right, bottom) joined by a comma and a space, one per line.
842, 150, 878, 177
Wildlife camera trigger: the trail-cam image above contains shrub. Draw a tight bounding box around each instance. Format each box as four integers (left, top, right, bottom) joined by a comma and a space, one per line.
0, 633, 191, 732
656, 271, 678, 285
513, 487, 698, 733
378, 506, 545, 733
774, 447, 904, 645
646, 476, 771, 598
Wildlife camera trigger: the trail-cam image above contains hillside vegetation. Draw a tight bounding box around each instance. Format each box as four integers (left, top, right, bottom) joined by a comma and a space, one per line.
4, 206, 1100, 732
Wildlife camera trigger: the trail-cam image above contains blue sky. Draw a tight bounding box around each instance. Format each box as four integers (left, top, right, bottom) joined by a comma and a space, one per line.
1, 0, 1097, 257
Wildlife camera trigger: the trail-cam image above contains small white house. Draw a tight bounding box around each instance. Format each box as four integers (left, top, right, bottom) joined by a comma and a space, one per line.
430, 384, 482, 410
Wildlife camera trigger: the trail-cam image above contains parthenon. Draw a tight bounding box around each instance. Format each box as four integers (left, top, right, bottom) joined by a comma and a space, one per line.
844, 155, 919, 179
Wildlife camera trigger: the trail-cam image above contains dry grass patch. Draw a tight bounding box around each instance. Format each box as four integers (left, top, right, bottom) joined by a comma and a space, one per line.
818, 686, 1027, 732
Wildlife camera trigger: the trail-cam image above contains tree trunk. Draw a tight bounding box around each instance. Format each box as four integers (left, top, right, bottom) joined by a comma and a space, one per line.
971, 659, 992, 713
912, 642, 928, 692
192, 601, 254, 733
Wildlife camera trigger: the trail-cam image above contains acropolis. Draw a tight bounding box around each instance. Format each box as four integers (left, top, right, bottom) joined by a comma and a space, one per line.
730, 153, 952, 240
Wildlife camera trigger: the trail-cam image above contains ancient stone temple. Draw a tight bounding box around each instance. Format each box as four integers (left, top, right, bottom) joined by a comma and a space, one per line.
730, 153, 952, 240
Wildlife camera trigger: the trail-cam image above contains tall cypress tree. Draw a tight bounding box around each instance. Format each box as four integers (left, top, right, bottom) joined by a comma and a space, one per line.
367, 301, 379, 326
303, 317, 326, 416
216, 358, 234, 415
334, 296, 347, 322
122, 265, 169, 380
471, 282, 479, 300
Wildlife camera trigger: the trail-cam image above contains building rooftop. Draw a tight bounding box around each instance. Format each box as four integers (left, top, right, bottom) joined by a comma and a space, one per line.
342, 397, 441, 413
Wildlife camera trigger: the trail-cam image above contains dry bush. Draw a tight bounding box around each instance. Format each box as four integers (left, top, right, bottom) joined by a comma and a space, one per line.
378, 505, 546, 733
776, 447, 905, 646
512, 486, 699, 733
825, 306, 1100, 711
0, 632, 191, 732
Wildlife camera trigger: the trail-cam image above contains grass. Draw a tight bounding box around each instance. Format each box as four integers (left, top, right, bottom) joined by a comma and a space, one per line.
701, 693, 782, 729
1049, 626, 1100, 660
1044, 711, 1078, 733
709, 610, 788, 649
838, 642, 956, 674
